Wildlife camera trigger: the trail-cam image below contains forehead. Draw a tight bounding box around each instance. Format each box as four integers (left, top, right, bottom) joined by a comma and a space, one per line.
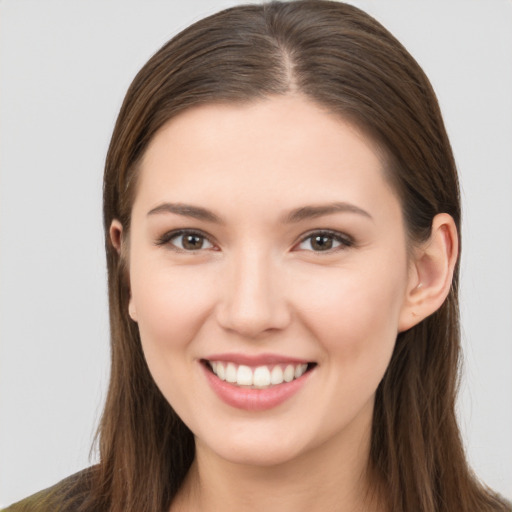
134, 94, 399, 220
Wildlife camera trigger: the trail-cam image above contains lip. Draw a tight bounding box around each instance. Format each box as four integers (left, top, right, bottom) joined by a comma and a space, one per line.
200, 357, 315, 412
204, 352, 311, 366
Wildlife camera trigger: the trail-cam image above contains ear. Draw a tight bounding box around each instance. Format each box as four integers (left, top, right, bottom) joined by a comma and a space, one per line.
109, 219, 123, 253
109, 219, 138, 322
398, 213, 458, 332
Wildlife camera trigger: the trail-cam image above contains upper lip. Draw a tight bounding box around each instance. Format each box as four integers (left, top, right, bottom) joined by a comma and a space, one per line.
202, 353, 313, 366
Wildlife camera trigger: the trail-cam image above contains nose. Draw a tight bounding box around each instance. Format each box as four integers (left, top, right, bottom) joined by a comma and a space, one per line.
215, 248, 291, 338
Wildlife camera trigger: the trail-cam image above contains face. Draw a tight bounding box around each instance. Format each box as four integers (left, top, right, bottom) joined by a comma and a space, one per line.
122, 95, 415, 467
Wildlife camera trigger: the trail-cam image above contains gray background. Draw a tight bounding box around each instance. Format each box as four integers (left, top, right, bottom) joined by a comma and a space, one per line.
1, 0, 511, 505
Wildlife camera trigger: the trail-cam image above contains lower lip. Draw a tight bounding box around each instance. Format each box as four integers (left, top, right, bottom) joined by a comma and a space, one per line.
201, 363, 313, 411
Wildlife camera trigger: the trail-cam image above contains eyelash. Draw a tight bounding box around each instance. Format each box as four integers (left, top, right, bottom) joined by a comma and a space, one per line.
296, 230, 354, 252
156, 229, 354, 253
155, 229, 216, 252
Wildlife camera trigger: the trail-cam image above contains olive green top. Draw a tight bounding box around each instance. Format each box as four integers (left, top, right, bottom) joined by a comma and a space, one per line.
2, 468, 95, 512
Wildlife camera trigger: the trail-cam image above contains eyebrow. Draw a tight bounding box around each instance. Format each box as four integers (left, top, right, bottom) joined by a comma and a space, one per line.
282, 202, 373, 223
147, 203, 224, 224
147, 201, 372, 224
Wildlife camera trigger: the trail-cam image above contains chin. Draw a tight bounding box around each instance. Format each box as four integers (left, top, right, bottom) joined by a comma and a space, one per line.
196, 433, 305, 467
195, 421, 322, 468
217, 441, 306, 468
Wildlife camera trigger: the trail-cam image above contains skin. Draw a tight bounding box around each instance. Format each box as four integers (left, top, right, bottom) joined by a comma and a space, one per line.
111, 94, 458, 512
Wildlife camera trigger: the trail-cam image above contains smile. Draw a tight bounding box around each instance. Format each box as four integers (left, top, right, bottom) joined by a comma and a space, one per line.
206, 361, 310, 388
201, 357, 316, 411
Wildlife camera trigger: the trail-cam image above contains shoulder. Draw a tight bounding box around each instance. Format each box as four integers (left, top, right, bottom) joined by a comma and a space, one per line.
2, 467, 97, 512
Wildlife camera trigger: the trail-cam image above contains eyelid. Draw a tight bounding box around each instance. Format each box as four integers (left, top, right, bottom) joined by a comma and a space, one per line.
294, 229, 354, 252
155, 228, 217, 251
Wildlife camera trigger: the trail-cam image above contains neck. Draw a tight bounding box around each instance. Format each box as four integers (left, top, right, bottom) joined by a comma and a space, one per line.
171, 404, 385, 512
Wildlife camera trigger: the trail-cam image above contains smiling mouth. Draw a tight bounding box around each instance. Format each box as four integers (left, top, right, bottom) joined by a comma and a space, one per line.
202, 360, 317, 389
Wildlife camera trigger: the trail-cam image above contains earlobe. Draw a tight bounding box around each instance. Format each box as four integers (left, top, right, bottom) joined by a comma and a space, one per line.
128, 297, 138, 322
398, 213, 458, 332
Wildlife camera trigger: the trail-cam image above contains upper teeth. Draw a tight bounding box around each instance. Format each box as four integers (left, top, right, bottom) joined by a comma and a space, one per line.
209, 361, 308, 388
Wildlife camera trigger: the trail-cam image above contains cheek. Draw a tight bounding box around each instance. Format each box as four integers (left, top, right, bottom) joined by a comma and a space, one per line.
129, 260, 217, 353
294, 256, 408, 366
128, 262, 219, 411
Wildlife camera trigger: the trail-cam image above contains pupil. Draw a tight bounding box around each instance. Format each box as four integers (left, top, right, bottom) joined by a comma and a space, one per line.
312, 235, 332, 251
183, 234, 203, 250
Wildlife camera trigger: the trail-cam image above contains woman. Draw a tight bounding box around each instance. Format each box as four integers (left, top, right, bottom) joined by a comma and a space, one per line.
4, 1, 510, 511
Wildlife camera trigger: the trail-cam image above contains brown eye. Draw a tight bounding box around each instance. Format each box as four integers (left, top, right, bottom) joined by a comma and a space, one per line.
169, 232, 214, 251
310, 235, 334, 251
297, 231, 352, 252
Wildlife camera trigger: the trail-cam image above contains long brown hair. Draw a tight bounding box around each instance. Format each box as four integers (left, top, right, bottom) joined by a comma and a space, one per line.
75, 1, 509, 511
